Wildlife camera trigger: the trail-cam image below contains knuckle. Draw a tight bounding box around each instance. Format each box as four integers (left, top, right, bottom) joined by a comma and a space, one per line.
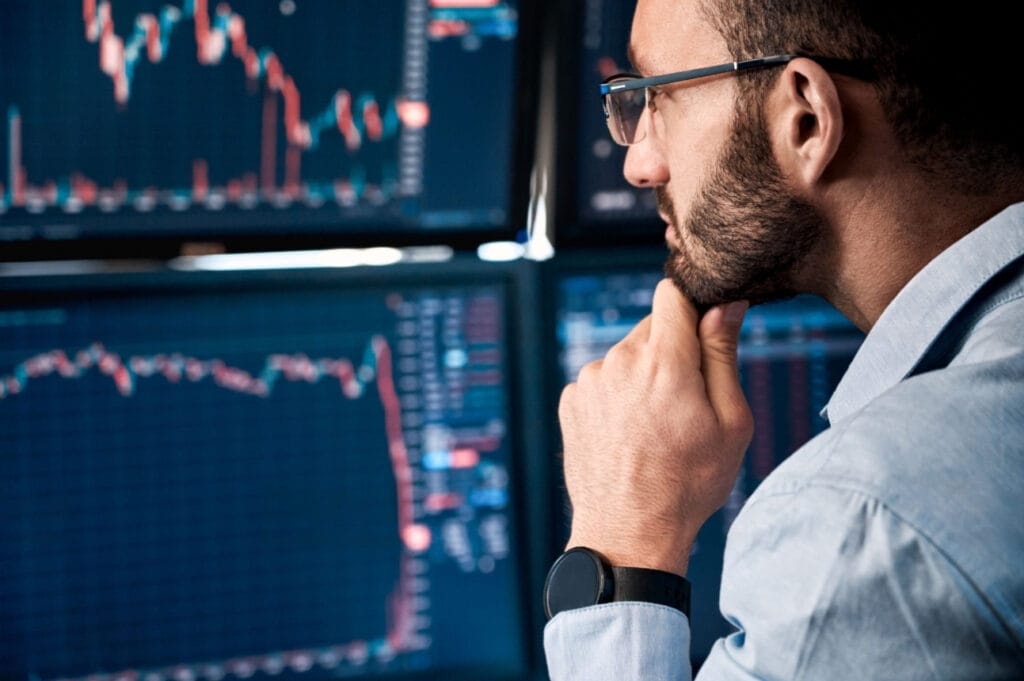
654, 277, 677, 301
575, 358, 603, 385
603, 340, 633, 366
704, 339, 739, 365
725, 402, 755, 446
558, 382, 576, 416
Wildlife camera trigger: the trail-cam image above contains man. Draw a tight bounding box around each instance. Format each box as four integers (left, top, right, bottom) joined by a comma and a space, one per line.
542, 0, 1024, 678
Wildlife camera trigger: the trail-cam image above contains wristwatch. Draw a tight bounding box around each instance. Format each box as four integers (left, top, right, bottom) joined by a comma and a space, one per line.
543, 546, 691, 619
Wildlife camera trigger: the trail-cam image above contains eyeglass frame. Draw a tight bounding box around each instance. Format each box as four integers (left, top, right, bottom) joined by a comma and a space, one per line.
599, 53, 873, 145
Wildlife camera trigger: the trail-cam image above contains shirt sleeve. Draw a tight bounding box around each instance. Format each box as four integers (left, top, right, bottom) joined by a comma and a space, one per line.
545, 483, 1010, 680
701, 483, 1011, 680
544, 602, 692, 681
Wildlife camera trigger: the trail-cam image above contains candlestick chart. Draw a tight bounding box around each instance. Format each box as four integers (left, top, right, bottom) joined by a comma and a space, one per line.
0, 0, 520, 244
0, 273, 525, 681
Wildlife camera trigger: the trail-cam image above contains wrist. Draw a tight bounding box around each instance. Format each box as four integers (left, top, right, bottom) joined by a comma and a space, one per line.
566, 533, 694, 578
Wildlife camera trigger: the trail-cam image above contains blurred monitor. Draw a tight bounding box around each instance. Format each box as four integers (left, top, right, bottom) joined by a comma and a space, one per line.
549, 249, 866, 667
0, 258, 543, 681
555, 0, 662, 247
0, 1, 532, 259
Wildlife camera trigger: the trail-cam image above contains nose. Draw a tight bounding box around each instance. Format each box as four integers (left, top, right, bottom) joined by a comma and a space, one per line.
623, 131, 669, 188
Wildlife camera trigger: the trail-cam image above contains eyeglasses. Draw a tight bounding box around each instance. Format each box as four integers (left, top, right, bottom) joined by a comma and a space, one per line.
600, 54, 872, 146
600, 54, 800, 146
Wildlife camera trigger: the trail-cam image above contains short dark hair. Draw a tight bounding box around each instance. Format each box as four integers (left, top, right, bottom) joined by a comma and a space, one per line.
701, 0, 1024, 195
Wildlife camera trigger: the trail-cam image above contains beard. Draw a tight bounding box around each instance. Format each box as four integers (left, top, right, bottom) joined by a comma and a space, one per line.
662, 94, 825, 310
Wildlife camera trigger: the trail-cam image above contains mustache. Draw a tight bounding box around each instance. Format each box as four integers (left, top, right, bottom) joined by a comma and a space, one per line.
655, 187, 674, 222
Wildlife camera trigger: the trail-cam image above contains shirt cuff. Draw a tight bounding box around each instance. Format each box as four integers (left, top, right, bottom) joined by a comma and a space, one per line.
544, 602, 692, 681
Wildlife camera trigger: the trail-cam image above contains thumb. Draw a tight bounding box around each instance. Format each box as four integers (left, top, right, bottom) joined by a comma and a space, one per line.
698, 300, 751, 432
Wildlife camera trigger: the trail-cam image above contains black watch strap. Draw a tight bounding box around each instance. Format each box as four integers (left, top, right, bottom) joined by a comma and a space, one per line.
611, 565, 691, 617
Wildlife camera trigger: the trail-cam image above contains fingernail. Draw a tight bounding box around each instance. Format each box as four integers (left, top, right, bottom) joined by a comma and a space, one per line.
723, 300, 750, 325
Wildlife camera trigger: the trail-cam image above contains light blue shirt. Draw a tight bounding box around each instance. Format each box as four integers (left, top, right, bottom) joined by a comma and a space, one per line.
545, 203, 1024, 680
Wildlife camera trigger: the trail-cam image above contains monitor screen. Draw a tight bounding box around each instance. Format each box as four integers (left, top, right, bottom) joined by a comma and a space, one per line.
556, 0, 662, 246
0, 262, 534, 681
551, 251, 866, 665
0, 1, 527, 256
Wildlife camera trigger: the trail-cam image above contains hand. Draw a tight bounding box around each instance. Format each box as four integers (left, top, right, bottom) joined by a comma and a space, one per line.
558, 279, 754, 577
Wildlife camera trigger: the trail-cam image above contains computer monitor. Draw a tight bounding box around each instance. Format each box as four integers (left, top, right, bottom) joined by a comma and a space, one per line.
547, 249, 866, 666
0, 257, 548, 681
0, 1, 535, 259
554, 0, 662, 247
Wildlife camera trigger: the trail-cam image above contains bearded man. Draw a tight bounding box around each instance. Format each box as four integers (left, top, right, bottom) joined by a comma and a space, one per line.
543, 1, 1024, 678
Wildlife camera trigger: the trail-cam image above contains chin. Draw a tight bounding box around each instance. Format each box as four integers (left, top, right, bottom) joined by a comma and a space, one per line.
663, 246, 799, 311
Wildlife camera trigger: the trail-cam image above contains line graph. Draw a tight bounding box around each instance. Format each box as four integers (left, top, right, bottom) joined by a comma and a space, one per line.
1, 283, 521, 681
1, 340, 381, 400
2, 335, 426, 679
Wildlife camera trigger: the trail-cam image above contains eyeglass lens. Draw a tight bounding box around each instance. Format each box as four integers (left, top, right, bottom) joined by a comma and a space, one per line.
604, 83, 647, 145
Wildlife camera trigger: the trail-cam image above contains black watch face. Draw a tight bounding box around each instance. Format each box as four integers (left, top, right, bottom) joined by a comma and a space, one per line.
543, 548, 609, 619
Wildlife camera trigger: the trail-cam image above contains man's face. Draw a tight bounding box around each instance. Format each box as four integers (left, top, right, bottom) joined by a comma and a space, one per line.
627, 0, 825, 308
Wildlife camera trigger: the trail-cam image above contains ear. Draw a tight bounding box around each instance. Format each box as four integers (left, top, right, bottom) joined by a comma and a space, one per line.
767, 57, 844, 189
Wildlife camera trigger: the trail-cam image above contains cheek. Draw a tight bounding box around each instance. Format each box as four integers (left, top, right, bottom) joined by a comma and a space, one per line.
661, 97, 734, 210
664, 140, 712, 218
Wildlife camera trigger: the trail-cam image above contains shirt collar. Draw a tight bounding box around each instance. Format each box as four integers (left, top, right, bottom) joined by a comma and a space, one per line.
822, 201, 1024, 424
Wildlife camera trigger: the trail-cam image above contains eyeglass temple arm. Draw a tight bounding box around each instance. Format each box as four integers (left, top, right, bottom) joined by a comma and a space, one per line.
599, 54, 800, 95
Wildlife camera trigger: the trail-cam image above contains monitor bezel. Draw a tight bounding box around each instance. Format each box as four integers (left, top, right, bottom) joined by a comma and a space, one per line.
0, 1, 544, 264
0, 255, 553, 681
